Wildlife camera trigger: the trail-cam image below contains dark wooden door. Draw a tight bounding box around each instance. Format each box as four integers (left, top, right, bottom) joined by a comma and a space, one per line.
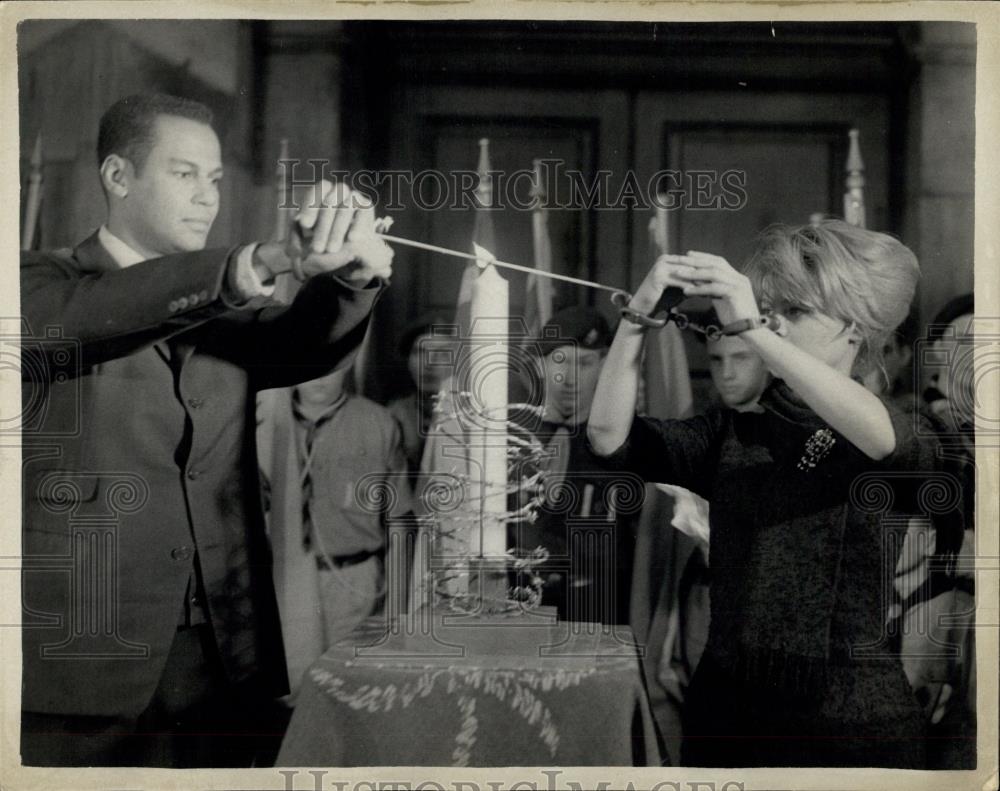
368, 84, 629, 400
630, 90, 890, 270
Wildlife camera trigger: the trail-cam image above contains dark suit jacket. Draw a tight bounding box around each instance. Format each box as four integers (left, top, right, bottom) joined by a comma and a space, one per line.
20, 232, 381, 717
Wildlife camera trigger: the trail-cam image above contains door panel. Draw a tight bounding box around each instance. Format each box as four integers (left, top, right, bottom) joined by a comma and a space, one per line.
665, 124, 843, 266
422, 120, 594, 318
632, 90, 890, 272
370, 86, 629, 400
391, 86, 629, 313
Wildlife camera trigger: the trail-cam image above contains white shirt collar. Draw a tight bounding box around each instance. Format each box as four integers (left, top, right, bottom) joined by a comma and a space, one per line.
98, 225, 147, 269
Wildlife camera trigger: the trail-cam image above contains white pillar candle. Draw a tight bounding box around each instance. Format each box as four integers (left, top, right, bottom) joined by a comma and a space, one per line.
468, 263, 509, 558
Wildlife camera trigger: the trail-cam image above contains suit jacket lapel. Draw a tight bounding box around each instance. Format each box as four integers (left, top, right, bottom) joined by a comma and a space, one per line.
169, 338, 196, 372
73, 230, 121, 273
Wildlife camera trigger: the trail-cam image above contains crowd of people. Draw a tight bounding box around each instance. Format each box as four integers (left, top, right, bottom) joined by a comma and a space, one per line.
19, 93, 977, 770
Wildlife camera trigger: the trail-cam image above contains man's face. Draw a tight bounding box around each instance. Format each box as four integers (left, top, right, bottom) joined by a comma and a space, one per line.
542, 344, 606, 423
118, 115, 222, 257
408, 332, 456, 393
707, 334, 769, 410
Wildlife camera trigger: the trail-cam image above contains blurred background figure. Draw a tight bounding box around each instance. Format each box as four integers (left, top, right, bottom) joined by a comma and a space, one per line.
921, 294, 976, 433
388, 312, 457, 477
891, 293, 976, 769
294, 367, 414, 651
861, 311, 919, 406
704, 324, 772, 412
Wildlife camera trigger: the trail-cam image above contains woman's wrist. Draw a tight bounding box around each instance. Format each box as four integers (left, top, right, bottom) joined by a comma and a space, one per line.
617, 316, 651, 335
740, 324, 785, 352
720, 314, 782, 336
628, 282, 664, 314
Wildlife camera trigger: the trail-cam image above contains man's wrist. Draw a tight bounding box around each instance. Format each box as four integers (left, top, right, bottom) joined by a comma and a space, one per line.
223, 243, 277, 305
251, 242, 285, 283
252, 258, 274, 286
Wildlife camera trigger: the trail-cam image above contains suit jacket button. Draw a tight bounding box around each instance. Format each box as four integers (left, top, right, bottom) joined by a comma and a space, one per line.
189, 293, 200, 306
187, 469, 201, 480
168, 300, 179, 312
199, 290, 209, 301
187, 397, 204, 409
176, 296, 189, 310
171, 546, 193, 561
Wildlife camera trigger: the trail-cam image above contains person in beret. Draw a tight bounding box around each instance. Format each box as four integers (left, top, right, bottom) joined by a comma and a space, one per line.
510, 306, 637, 626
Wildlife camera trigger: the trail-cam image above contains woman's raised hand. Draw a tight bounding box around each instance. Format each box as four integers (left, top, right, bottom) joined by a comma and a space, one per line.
629, 253, 697, 314
656, 251, 761, 326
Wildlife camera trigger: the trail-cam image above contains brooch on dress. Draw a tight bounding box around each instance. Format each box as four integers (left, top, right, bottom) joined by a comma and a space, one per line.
797, 428, 836, 471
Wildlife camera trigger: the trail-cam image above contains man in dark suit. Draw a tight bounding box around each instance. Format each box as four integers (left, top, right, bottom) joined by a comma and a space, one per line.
19, 93, 393, 767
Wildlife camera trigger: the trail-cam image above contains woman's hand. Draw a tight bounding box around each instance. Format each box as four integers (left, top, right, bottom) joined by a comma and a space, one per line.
659, 251, 760, 326
629, 254, 695, 314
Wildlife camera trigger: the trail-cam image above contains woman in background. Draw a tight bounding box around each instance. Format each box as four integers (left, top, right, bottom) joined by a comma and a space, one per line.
588, 220, 938, 767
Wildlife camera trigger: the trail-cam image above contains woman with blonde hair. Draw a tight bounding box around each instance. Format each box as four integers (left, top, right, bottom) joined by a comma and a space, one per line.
588, 220, 938, 767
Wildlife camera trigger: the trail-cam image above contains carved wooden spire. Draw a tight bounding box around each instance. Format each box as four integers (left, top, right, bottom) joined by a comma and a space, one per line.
843, 128, 866, 228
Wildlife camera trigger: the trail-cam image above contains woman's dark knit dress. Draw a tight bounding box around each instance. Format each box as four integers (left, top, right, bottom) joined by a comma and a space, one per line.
596, 380, 939, 767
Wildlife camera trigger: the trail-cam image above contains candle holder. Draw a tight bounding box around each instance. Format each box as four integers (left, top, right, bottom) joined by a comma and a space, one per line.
413, 393, 554, 617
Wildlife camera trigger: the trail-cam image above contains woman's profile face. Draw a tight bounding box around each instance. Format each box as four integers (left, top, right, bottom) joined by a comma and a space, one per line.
779, 306, 858, 373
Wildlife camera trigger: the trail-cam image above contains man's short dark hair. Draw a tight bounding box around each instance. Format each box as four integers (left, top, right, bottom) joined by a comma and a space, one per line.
97, 93, 214, 174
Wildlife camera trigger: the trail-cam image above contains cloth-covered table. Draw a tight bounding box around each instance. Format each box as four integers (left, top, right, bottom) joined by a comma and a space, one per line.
276, 616, 663, 766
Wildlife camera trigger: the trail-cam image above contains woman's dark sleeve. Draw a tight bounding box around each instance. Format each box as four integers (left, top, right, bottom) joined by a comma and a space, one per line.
846, 396, 951, 520
586, 410, 726, 499
876, 397, 941, 473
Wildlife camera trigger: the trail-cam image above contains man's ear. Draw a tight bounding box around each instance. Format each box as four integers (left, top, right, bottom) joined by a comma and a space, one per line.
846, 321, 863, 346
99, 154, 130, 199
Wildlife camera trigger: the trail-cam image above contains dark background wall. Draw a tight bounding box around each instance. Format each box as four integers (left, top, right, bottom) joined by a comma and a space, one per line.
18, 19, 975, 403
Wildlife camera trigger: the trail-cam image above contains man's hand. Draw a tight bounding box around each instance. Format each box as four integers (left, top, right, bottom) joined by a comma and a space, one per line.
254, 180, 393, 286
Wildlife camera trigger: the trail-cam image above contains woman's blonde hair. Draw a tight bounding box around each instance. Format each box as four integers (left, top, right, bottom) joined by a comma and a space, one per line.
743, 219, 920, 377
